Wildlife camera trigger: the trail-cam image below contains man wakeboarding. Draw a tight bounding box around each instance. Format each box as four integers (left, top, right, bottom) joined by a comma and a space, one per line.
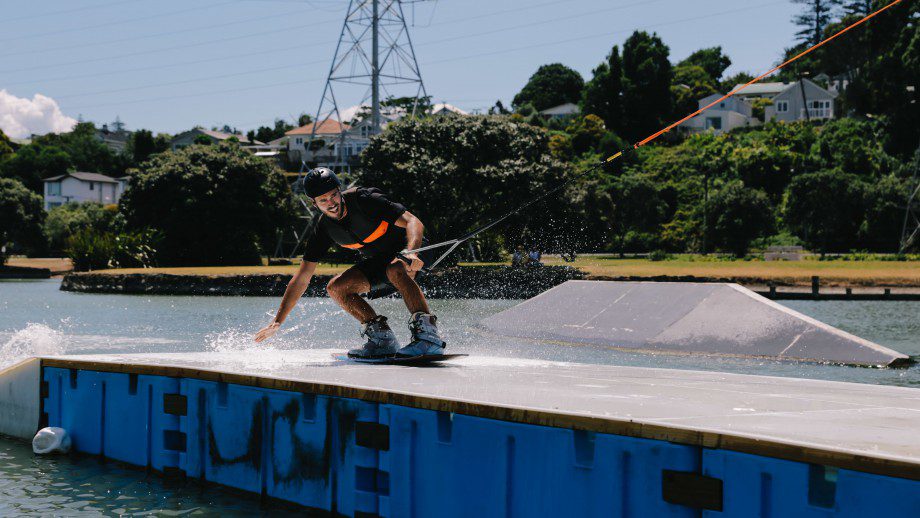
253, 167, 446, 358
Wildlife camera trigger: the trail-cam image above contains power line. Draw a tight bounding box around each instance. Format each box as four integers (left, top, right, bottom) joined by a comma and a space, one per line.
14, 0, 672, 98
60, 0, 790, 113
0, 2, 242, 44
0, 6, 316, 59
0, 0, 143, 24
0, 18, 340, 75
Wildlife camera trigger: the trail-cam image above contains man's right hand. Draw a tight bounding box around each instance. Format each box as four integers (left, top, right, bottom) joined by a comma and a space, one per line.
254, 322, 281, 343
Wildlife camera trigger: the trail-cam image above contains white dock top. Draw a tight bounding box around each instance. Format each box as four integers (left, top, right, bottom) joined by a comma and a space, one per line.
41, 350, 920, 480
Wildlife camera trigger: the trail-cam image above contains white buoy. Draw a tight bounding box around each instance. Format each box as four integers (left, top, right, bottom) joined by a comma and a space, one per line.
32, 426, 71, 454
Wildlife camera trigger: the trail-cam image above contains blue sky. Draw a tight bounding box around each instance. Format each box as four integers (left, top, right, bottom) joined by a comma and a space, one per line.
0, 0, 801, 135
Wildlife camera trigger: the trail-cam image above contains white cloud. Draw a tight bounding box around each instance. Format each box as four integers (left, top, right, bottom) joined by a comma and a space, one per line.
0, 90, 77, 139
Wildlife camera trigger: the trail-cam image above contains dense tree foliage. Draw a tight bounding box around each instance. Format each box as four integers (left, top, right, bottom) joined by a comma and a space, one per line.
120, 142, 296, 265
358, 115, 573, 257
704, 181, 773, 257
44, 202, 119, 253
0, 178, 45, 265
621, 31, 673, 142
581, 46, 624, 133
126, 130, 170, 165
512, 64, 584, 112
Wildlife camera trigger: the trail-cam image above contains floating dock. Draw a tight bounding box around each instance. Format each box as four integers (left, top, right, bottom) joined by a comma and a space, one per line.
482, 280, 910, 367
1, 350, 919, 516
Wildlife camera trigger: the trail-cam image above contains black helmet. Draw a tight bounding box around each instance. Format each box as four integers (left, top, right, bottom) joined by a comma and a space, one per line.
303, 167, 342, 198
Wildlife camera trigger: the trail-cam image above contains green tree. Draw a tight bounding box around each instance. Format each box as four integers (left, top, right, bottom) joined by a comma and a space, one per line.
621, 31, 673, 142
609, 173, 667, 255
581, 46, 624, 133
512, 63, 584, 112
44, 202, 119, 253
704, 181, 774, 257
0, 122, 124, 191
792, 0, 842, 45
565, 114, 607, 156
120, 142, 296, 265
671, 64, 718, 118
0, 129, 13, 158
784, 168, 866, 253
678, 47, 732, 84
860, 174, 910, 251
0, 144, 72, 191
359, 115, 570, 255
126, 129, 170, 165
812, 118, 893, 178
0, 178, 45, 265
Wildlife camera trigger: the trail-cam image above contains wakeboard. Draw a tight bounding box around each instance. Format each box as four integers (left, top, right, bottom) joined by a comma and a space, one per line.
332, 353, 468, 365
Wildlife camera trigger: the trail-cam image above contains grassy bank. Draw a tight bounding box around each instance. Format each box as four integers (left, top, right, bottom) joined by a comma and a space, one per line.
80, 255, 920, 287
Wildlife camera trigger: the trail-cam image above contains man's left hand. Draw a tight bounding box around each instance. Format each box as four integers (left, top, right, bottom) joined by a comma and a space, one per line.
404, 253, 424, 272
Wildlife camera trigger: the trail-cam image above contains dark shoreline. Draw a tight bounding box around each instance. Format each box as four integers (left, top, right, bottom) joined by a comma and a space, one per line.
60, 265, 585, 299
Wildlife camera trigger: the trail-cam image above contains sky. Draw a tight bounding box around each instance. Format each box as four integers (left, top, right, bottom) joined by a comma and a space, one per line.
0, 0, 802, 137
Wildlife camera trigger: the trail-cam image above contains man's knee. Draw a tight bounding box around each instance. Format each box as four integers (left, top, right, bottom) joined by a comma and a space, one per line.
385, 260, 409, 283
326, 274, 345, 296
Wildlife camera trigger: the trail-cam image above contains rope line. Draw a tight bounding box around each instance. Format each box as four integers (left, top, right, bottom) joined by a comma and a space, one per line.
407, 0, 905, 265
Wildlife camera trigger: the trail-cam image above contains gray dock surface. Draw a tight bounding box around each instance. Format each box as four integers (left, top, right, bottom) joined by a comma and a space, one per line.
40, 349, 920, 479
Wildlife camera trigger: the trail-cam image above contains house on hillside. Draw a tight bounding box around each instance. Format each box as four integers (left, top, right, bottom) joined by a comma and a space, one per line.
733, 78, 837, 123
42, 172, 127, 211
95, 119, 132, 153
286, 119, 372, 172
678, 94, 756, 135
539, 102, 580, 120
170, 127, 263, 150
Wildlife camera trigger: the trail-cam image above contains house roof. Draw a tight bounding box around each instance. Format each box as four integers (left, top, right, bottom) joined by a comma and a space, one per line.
431, 103, 468, 115
539, 102, 580, 116
286, 119, 350, 136
734, 82, 791, 96
43, 172, 120, 183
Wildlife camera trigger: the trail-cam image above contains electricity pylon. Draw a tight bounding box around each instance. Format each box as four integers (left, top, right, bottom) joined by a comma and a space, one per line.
303, 0, 429, 176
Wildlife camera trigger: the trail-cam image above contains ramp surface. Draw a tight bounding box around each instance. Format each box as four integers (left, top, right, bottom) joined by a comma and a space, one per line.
29, 350, 920, 479
481, 280, 908, 367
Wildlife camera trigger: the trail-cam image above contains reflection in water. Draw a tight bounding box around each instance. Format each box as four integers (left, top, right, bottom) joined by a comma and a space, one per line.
0, 439, 307, 516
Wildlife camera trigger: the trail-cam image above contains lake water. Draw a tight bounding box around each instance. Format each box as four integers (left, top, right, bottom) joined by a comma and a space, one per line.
1, 279, 918, 515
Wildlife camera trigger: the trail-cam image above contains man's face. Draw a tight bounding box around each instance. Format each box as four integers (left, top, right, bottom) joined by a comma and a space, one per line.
313, 188, 345, 219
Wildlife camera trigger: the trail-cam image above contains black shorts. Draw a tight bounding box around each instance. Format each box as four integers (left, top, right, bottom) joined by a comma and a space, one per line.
354, 247, 437, 298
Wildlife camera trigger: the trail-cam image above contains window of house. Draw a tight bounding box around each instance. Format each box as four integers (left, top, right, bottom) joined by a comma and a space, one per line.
705, 117, 722, 130
775, 101, 789, 113
89, 182, 95, 191
48, 182, 61, 196
296, 138, 303, 145
719, 102, 725, 108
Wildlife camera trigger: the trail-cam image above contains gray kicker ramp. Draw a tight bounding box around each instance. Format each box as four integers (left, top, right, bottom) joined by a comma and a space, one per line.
481, 280, 909, 367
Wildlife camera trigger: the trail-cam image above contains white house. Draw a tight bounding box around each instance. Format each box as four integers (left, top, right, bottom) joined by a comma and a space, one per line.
42, 172, 123, 211
539, 102, 580, 119
733, 78, 837, 123
679, 94, 756, 135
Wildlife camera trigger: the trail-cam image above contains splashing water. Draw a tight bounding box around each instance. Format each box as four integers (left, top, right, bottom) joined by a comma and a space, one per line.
206, 328, 272, 353
0, 323, 67, 370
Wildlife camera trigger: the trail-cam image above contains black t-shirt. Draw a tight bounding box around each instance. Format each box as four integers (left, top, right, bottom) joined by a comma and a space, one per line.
302, 187, 408, 262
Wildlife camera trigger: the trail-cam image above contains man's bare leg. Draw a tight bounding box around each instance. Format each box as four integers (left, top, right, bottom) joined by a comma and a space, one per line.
327, 267, 375, 322
385, 259, 430, 314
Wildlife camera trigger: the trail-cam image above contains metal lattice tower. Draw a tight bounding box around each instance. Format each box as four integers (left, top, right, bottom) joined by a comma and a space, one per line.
303, 0, 428, 176
899, 144, 920, 254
